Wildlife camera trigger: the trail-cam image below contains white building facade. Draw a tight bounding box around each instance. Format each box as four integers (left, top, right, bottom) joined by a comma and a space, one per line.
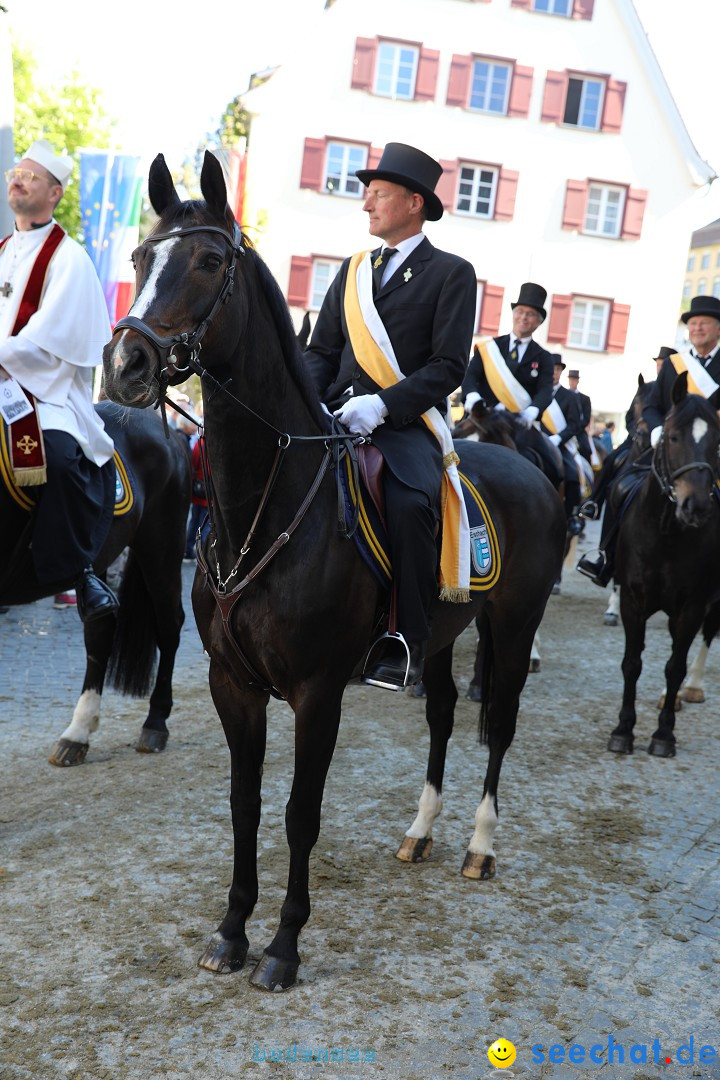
242, 0, 715, 419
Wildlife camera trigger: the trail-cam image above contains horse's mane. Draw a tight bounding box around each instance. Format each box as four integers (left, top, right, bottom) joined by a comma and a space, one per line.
666, 391, 719, 429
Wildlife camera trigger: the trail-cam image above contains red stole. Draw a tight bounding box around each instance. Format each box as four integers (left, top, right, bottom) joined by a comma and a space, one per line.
0, 223, 65, 484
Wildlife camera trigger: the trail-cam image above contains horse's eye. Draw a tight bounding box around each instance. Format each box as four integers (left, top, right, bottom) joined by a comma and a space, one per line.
204, 256, 223, 273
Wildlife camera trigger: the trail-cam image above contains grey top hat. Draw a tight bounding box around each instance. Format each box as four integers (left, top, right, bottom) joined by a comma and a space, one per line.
653, 346, 676, 362
567, 369, 580, 379
511, 282, 547, 322
681, 295, 720, 324
355, 142, 444, 221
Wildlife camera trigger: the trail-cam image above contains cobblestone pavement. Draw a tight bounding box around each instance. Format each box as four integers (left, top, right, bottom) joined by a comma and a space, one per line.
1, 535, 720, 1080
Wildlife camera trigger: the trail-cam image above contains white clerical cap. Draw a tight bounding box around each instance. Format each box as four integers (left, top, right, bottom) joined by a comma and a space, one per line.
23, 139, 74, 191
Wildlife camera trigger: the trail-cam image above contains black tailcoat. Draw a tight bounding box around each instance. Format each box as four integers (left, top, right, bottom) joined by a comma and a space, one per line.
644, 352, 720, 431
462, 335, 554, 417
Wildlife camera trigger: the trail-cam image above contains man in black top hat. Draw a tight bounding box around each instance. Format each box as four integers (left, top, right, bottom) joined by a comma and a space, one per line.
566, 368, 593, 462
643, 295, 720, 438
304, 142, 477, 690
461, 281, 554, 425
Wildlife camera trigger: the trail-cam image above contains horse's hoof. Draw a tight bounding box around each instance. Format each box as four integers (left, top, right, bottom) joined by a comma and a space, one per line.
135, 728, 169, 753
680, 687, 705, 704
648, 738, 676, 758
249, 952, 299, 992
406, 680, 426, 698
656, 694, 681, 710
197, 932, 248, 974
48, 738, 88, 767
528, 658, 541, 673
607, 734, 633, 754
465, 682, 483, 702
461, 851, 496, 880
603, 612, 618, 627
396, 835, 433, 863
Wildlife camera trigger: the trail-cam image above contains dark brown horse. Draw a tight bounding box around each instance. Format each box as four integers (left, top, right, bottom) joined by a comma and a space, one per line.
608, 373, 720, 757
101, 151, 566, 991
0, 404, 190, 763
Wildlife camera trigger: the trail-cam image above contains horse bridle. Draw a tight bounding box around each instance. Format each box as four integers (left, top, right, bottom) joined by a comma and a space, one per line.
652, 429, 718, 504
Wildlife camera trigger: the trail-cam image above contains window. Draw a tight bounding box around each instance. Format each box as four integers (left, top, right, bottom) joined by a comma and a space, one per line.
701, 252, 710, 270
569, 298, 610, 350
584, 184, 626, 238
564, 76, 604, 129
310, 260, 341, 310
324, 143, 366, 197
698, 279, 707, 295
687, 255, 695, 272
374, 42, 418, 99
683, 281, 692, 300
456, 164, 499, 217
713, 278, 720, 299
542, 71, 626, 133
534, 0, 571, 13
716, 252, 720, 268
469, 59, 511, 114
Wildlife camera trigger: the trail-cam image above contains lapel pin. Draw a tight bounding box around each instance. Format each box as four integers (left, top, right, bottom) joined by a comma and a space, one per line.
403, 268, 413, 283
373, 255, 383, 269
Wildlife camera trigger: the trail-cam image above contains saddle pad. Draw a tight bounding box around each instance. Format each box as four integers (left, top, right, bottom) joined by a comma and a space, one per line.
341, 455, 501, 592
0, 420, 134, 518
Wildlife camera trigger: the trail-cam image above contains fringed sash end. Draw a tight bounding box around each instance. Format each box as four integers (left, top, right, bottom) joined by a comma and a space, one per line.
439, 585, 471, 603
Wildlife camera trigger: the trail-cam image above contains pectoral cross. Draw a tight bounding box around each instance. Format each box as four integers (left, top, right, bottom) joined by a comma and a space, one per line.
0, 282, 12, 298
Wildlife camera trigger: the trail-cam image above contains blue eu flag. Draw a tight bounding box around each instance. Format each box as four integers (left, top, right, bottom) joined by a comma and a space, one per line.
79, 152, 142, 319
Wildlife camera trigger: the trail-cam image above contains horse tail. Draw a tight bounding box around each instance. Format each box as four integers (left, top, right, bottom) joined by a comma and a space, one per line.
106, 550, 157, 697
477, 608, 494, 746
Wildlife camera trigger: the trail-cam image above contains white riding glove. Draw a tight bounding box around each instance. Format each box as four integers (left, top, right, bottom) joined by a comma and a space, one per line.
517, 405, 539, 428
334, 393, 388, 436
650, 426, 662, 447
464, 391, 481, 413
493, 402, 506, 412
549, 433, 562, 446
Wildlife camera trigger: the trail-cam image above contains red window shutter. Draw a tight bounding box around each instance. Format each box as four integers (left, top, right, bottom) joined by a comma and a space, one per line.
547, 294, 572, 343
541, 71, 566, 123
494, 169, 519, 221
606, 302, 630, 352
507, 65, 533, 118
446, 54, 472, 108
351, 37, 376, 91
415, 47, 440, 102
366, 146, 383, 173
287, 256, 313, 308
601, 79, 626, 133
562, 179, 588, 230
300, 138, 326, 191
477, 284, 504, 336
572, 0, 595, 17
621, 188, 648, 240
436, 159, 459, 212
510, 0, 532, 8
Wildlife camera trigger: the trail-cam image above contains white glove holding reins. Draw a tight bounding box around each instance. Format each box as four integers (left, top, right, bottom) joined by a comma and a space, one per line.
517, 405, 539, 428
548, 433, 562, 446
334, 393, 388, 436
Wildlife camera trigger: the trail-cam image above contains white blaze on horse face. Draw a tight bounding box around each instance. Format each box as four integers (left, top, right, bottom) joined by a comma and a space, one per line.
467, 792, 498, 857
692, 418, 709, 444
131, 236, 180, 319
405, 782, 443, 838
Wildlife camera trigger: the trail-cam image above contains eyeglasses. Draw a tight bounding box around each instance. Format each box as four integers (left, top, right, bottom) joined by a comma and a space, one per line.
4, 168, 49, 184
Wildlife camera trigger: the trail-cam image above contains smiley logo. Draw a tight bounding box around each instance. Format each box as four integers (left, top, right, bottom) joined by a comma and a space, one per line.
488, 1038, 517, 1068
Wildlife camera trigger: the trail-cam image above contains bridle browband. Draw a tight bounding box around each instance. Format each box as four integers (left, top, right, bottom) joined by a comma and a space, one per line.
652, 424, 719, 504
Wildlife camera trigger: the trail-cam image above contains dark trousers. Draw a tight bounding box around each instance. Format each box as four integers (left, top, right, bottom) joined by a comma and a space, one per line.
32, 430, 115, 584
186, 503, 209, 557
383, 470, 438, 643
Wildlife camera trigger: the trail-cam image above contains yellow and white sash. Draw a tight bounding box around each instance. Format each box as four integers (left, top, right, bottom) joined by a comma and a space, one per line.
542, 396, 592, 495
670, 351, 720, 399
344, 251, 470, 602
476, 339, 530, 413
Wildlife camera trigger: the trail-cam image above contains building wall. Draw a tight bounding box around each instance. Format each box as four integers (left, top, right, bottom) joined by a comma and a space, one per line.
0, 13, 14, 238
242, 0, 711, 419
683, 219, 720, 311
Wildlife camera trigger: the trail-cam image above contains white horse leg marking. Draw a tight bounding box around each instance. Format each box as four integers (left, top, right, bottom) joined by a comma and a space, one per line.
405, 782, 443, 838
113, 236, 178, 370
530, 631, 541, 664
467, 791, 498, 857
60, 689, 101, 745
683, 639, 709, 694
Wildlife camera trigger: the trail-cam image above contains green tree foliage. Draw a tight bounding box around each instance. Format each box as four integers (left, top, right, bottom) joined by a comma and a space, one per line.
12, 43, 115, 241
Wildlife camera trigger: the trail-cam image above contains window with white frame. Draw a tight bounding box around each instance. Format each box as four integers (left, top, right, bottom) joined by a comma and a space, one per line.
563, 76, 605, 129
687, 255, 695, 271
568, 297, 610, 351
584, 184, 626, 238
701, 252, 710, 270
456, 164, 499, 218
374, 42, 418, 99
683, 281, 692, 300
310, 260, 342, 310
713, 278, 720, 299
697, 278, 707, 295
534, 0, 571, 14
469, 59, 512, 114
324, 143, 367, 197
716, 252, 720, 268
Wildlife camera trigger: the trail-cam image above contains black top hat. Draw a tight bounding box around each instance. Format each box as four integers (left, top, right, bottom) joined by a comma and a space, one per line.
511, 282, 547, 322
567, 369, 580, 379
653, 345, 676, 362
355, 142, 444, 221
681, 295, 720, 324
550, 353, 566, 370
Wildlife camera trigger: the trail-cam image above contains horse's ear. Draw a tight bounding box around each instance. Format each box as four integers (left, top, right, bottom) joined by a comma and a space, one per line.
200, 151, 229, 219
672, 370, 689, 405
638, 373, 645, 388
148, 154, 181, 217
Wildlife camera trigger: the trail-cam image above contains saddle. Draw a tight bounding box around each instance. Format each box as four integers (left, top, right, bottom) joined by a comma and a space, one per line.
608, 459, 651, 519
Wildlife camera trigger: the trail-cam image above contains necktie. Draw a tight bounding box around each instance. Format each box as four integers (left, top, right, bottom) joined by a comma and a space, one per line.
372, 247, 397, 296
509, 338, 520, 364
694, 351, 711, 366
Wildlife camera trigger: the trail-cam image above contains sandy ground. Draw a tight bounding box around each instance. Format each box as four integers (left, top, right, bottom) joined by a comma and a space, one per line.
2, 529, 720, 1080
